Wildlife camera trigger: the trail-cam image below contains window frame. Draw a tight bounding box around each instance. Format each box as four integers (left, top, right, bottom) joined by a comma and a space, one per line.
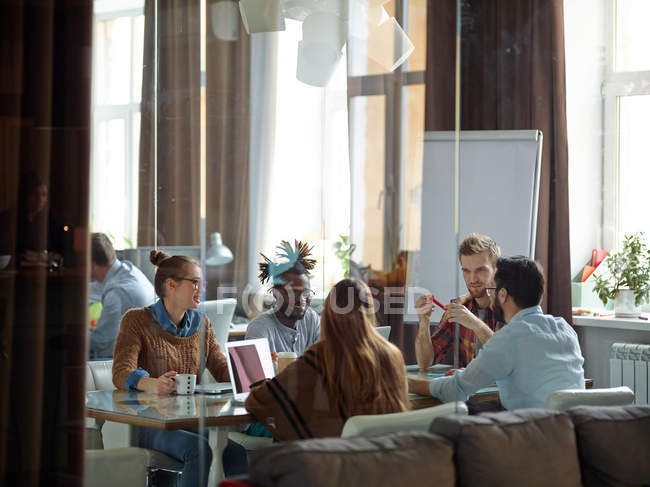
347, 0, 425, 270
90, 4, 144, 248
602, 0, 650, 250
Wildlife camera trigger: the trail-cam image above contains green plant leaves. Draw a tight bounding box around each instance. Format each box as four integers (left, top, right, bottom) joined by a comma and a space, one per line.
593, 232, 650, 307
334, 234, 355, 278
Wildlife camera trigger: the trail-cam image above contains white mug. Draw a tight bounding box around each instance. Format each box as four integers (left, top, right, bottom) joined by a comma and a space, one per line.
277, 352, 298, 373
174, 373, 197, 395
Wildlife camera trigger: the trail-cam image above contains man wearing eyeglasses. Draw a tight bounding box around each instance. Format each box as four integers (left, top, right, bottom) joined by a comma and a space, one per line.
409, 256, 584, 410
245, 241, 321, 355
89, 232, 155, 358
414, 233, 504, 371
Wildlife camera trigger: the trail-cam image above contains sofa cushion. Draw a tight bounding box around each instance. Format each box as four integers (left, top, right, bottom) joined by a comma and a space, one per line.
248, 432, 455, 487
430, 409, 581, 487
568, 405, 650, 487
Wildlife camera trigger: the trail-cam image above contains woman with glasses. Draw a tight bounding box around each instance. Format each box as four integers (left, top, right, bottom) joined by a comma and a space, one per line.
112, 250, 230, 487
244, 278, 410, 440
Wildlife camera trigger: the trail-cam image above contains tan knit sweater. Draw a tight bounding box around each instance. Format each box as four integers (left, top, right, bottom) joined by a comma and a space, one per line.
112, 307, 229, 389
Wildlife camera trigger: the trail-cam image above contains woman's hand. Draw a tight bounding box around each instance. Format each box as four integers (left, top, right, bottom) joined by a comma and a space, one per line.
137, 370, 177, 394
157, 371, 178, 394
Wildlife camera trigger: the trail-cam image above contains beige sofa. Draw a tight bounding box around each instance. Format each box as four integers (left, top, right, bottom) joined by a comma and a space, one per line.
240, 405, 650, 487
85, 360, 182, 487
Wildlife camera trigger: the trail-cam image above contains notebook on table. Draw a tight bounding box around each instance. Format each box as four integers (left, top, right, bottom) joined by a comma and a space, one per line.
194, 382, 233, 394
225, 338, 275, 403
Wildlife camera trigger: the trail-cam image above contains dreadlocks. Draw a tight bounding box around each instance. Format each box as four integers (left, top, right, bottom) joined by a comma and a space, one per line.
258, 240, 317, 285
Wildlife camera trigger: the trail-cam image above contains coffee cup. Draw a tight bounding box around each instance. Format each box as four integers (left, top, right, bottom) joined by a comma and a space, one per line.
173, 373, 197, 395
277, 352, 297, 373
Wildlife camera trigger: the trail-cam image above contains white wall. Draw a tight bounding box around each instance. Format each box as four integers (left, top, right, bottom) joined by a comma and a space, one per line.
564, 0, 608, 278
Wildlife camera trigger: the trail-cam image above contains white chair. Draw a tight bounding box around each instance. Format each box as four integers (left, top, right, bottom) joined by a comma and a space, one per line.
227, 431, 274, 451
340, 401, 468, 438
201, 298, 237, 384
87, 360, 132, 447
85, 360, 183, 487
544, 386, 635, 411
203, 298, 237, 353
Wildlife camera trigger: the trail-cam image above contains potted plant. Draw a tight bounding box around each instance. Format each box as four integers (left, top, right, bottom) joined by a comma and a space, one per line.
333, 235, 356, 278
593, 232, 650, 317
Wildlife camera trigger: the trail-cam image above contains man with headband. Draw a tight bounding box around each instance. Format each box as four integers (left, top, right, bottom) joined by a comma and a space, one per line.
245, 240, 321, 355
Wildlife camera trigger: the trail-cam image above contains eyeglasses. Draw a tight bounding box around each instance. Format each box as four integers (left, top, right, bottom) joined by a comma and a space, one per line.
485, 286, 498, 297
272, 287, 315, 299
173, 276, 202, 290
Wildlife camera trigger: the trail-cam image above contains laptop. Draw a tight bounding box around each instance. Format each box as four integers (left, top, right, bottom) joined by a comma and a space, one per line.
225, 338, 275, 403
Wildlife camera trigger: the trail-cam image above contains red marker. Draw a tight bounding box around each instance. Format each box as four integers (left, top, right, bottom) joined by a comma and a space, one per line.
430, 295, 446, 311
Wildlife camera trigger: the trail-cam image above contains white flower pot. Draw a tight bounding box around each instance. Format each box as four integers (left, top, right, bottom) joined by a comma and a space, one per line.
614, 289, 641, 318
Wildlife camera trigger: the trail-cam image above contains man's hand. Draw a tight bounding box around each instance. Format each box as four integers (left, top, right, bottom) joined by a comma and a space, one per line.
441, 302, 480, 330
415, 295, 434, 322
414, 295, 435, 371
408, 376, 432, 396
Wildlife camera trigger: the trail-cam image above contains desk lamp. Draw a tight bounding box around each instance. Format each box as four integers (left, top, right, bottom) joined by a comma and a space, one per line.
206, 232, 234, 266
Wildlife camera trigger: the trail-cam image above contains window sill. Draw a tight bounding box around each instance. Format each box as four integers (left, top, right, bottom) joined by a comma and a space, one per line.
573, 314, 650, 332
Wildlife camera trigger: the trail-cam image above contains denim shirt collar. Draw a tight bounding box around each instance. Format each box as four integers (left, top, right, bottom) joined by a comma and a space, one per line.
149, 298, 202, 337
510, 305, 543, 324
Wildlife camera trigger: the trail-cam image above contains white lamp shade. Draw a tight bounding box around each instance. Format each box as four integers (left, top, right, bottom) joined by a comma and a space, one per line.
302, 12, 346, 51
211, 0, 240, 41
296, 12, 345, 88
206, 232, 234, 266
296, 40, 342, 87
238, 0, 285, 34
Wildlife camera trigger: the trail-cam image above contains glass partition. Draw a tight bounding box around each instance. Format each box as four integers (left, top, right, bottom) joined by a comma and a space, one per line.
81, 0, 625, 483
6, 0, 647, 484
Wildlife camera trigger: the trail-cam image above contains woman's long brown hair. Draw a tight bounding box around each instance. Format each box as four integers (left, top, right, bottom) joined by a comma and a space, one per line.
319, 279, 410, 416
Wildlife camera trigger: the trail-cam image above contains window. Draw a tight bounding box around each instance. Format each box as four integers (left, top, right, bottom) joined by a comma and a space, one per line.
90, 0, 145, 249
249, 19, 351, 295
348, 0, 427, 272
603, 0, 650, 249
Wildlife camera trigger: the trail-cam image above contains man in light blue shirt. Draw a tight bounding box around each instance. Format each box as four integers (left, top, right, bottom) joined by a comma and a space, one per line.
409, 256, 584, 410
89, 233, 155, 357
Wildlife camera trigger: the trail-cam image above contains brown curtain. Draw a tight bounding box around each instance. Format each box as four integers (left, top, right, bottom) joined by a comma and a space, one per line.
137, 0, 250, 298
205, 12, 250, 298
425, 0, 571, 322
138, 0, 202, 246
0, 1, 92, 486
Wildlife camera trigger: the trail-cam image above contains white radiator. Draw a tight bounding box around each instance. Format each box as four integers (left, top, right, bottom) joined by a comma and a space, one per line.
610, 343, 650, 404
